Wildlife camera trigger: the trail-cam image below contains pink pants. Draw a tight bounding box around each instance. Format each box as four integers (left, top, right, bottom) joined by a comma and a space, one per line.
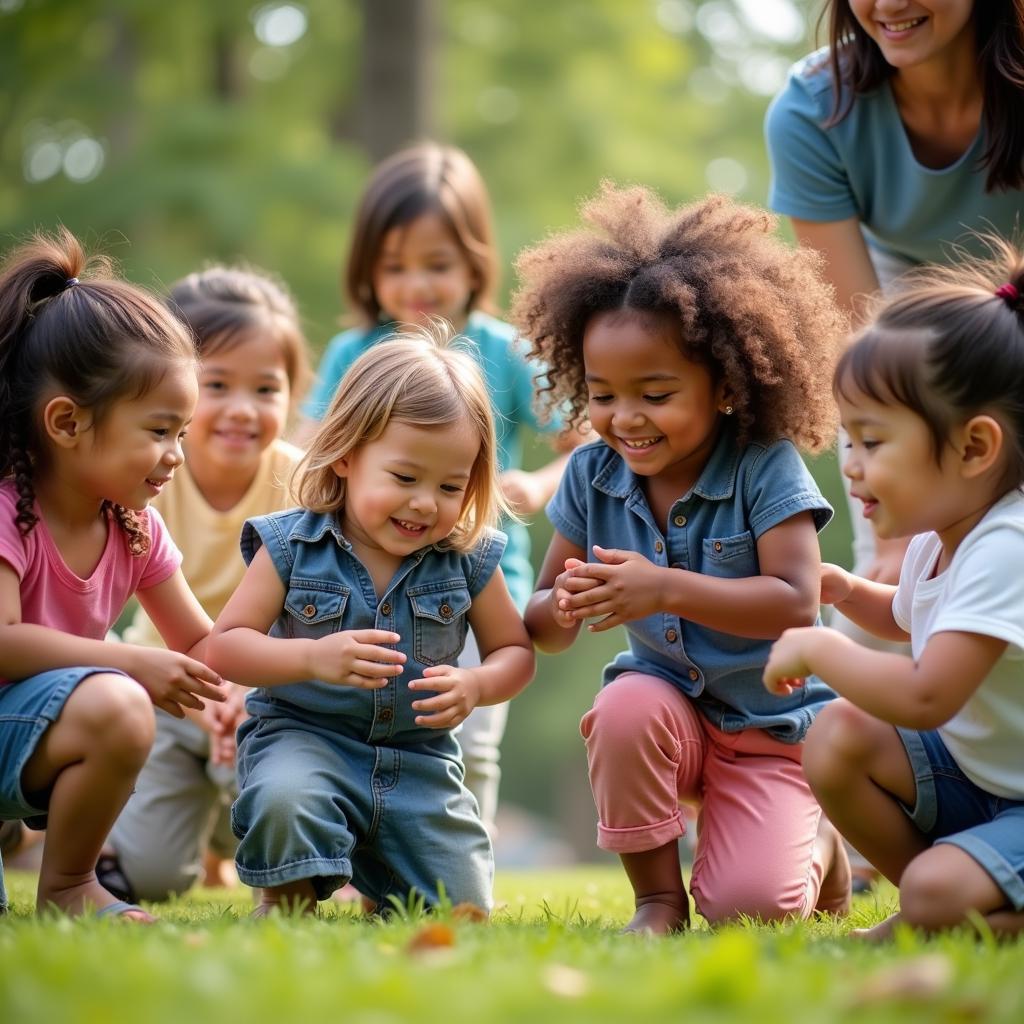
580, 672, 831, 923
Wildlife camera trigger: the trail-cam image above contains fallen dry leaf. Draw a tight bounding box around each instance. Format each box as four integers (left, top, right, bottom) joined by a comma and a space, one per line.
406, 922, 456, 954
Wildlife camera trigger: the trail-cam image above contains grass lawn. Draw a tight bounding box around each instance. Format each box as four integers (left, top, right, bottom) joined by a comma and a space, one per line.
3, 866, 1023, 1023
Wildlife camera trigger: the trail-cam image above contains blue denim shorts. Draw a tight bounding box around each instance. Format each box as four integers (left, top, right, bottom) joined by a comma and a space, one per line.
898, 727, 1024, 910
232, 709, 493, 909
0, 666, 125, 828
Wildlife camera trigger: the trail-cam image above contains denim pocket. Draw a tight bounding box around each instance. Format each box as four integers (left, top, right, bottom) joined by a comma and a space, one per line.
283, 581, 350, 639
701, 531, 757, 578
407, 581, 471, 666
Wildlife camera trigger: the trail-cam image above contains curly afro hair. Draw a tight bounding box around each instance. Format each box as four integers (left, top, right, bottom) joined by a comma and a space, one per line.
511, 183, 845, 453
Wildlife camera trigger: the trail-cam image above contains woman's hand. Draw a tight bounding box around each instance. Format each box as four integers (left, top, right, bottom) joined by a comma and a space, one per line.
409, 665, 482, 728
307, 629, 406, 688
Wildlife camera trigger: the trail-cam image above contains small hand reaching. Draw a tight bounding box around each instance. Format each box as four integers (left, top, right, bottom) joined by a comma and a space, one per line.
130, 647, 227, 718
307, 629, 407, 688
409, 665, 482, 729
762, 627, 816, 696
820, 563, 854, 606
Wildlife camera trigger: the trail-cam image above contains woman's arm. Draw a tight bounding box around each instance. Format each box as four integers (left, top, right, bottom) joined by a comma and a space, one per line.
207, 546, 405, 688
764, 627, 1005, 730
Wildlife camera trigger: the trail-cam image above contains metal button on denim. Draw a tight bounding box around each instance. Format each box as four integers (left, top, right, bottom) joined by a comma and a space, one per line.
665, 628, 678, 643
713, 541, 723, 553
688, 668, 699, 682
654, 540, 664, 554
674, 515, 687, 527
378, 707, 393, 722
381, 602, 391, 615
303, 604, 316, 617
439, 603, 453, 619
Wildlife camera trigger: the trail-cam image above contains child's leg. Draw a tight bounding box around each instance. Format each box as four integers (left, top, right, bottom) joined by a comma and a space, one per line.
580, 673, 704, 934
803, 699, 928, 884
19, 672, 155, 918
689, 722, 850, 924
106, 712, 222, 901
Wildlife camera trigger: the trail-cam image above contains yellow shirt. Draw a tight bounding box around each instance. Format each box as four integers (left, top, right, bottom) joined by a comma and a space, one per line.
124, 439, 302, 648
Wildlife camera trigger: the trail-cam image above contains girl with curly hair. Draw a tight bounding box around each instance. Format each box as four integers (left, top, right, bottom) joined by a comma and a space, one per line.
517, 184, 849, 933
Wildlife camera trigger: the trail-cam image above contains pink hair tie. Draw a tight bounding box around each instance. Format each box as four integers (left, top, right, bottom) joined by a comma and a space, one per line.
995, 282, 1020, 303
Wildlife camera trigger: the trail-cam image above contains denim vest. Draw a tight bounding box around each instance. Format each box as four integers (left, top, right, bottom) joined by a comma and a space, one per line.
547, 429, 835, 742
240, 508, 506, 748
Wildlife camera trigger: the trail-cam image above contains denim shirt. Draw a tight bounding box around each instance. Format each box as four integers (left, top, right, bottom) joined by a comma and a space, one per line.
240, 508, 506, 747
547, 429, 834, 742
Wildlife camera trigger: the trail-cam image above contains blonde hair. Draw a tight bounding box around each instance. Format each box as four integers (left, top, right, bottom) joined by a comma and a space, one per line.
294, 322, 511, 552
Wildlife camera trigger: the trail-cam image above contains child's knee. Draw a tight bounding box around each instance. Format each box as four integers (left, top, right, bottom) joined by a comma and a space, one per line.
899, 847, 988, 928
581, 675, 683, 756
66, 673, 155, 764
804, 699, 875, 783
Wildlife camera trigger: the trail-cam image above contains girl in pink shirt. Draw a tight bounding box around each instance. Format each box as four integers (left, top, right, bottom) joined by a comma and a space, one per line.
0, 229, 225, 921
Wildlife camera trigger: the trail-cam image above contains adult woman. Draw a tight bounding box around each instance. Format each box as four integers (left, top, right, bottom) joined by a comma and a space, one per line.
766, 1, 1024, 586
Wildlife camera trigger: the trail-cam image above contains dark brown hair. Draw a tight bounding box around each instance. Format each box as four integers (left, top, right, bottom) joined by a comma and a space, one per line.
511, 184, 844, 452
0, 227, 196, 550
820, 1, 1024, 191
344, 141, 498, 324
836, 235, 1024, 494
169, 264, 310, 401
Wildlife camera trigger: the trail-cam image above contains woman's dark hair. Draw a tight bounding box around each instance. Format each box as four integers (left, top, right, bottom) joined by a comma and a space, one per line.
821, 1, 1024, 191
512, 183, 845, 451
169, 264, 310, 401
344, 141, 498, 325
835, 235, 1024, 494
0, 227, 196, 550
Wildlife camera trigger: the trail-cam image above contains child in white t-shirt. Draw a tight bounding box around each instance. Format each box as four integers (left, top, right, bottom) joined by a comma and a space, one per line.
763, 241, 1024, 940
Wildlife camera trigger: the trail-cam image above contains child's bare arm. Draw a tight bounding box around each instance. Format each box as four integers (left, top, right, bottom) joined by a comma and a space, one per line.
563, 512, 820, 639
820, 562, 908, 641
207, 547, 406, 688
500, 425, 593, 515
524, 531, 594, 652
764, 626, 1004, 729
408, 569, 535, 729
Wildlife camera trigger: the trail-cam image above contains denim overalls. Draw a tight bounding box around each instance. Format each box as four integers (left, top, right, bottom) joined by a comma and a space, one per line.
547, 429, 835, 742
231, 508, 505, 907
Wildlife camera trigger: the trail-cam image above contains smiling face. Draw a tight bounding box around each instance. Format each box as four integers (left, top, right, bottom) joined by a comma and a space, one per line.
371, 211, 478, 331
839, 385, 965, 539
79, 359, 198, 510
583, 309, 726, 491
333, 416, 481, 563
187, 332, 291, 484
849, 1, 975, 69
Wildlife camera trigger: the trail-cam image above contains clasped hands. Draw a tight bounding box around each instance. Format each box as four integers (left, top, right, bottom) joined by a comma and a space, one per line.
552, 546, 665, 632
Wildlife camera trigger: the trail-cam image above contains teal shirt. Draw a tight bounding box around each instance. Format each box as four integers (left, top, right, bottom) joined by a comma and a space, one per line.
302, 312, 560, 610
765, 48, 1024, 266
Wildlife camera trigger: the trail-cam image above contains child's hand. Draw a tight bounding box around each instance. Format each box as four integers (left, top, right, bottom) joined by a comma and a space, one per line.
552, 557, 599, 628
308, 629, 406, 689
408, 665, 481, 729
500, 468, 547, 516
820, 563, 854, 606
129, 647, 227, 718
207, 683, 248, 767
559, 546, 663, 631
763, 627, 817, 695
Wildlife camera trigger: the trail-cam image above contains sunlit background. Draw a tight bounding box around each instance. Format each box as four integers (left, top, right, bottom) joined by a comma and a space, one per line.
2, 0, 845, 863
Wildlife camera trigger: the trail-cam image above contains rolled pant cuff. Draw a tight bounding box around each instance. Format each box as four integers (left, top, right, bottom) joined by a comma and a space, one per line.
236, 855, 352, 899
597, 811, 685, 853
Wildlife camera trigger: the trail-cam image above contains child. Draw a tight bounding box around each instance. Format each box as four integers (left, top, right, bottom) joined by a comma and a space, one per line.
764, 240, 1024, 940
518, 185, 850, 934
99, 265, 309, 903
0, 228, 225, 920
208, 329, 535, 915
293, 141, 582, 832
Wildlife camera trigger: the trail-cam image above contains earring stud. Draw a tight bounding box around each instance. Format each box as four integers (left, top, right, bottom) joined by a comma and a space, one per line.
724, 405, 734, 415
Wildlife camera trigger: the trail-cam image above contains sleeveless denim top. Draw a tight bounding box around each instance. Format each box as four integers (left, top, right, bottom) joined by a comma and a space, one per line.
240, 507, 506, 747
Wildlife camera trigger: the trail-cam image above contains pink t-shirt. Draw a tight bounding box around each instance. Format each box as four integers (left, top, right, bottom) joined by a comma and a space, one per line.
0, 480, 182, 682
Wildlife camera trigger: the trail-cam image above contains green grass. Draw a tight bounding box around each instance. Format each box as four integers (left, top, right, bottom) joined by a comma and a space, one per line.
2, 866, 1022, 1024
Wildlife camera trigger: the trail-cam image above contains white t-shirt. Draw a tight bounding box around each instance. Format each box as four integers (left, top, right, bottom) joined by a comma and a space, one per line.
893, 489, 1024, 799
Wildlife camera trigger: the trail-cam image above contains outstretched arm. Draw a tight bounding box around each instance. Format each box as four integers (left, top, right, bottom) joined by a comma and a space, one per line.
408, 568, 535, 729
764, 626, 1004, 730
820, 562, 908, 642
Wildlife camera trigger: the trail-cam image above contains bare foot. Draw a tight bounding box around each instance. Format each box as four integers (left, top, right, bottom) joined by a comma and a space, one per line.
814, 819, 852, 916
850, 911, 902, 943
37, 877, 154, 923
202, 851, 238, 889
622, 897, 689, 936
251, 881, 317, 918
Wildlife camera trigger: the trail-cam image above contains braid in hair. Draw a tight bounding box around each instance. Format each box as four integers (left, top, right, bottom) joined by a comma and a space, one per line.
102, 501, 149, 556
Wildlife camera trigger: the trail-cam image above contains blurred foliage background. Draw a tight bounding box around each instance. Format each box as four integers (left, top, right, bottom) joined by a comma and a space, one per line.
1, 0, 849, 860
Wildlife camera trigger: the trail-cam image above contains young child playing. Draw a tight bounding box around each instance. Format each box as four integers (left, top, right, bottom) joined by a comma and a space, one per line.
0, 228, 225, 920
518, 185, 851, 934
764, 241, 1024, 940
98, 265, 309, 903
293, 141, 582, 832
208, 329, 535, 916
